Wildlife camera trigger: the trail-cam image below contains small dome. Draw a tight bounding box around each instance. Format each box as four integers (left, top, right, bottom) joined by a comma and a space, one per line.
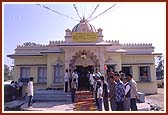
72, 17, 96, 32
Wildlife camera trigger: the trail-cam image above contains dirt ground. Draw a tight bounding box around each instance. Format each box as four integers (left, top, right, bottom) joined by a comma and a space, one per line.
145, 88, 165, 110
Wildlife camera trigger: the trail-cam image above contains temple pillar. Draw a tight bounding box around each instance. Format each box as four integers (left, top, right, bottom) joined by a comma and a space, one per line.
99, 47, 105, 75
64, 48, 70, 71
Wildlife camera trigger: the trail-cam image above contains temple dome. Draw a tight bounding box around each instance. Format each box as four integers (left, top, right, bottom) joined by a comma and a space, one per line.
72, 17, 96, 32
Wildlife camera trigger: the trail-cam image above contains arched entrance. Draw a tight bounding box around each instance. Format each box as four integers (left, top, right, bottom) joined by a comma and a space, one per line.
69, 50, 99, 90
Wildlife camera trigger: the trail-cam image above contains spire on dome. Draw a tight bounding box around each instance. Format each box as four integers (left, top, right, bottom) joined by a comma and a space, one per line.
80, 17, 87, 23
72, 16, 96, 32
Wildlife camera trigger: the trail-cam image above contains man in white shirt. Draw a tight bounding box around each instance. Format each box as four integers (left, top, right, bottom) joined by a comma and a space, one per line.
64, 69, 69, 92
97, 81, 103, 111
95, 69, 102, 78
128, 74, 138, 111
72, 70, 79, 89
26, 77, 34, 107
123, 77, 131, 111
89, 71, 94, 92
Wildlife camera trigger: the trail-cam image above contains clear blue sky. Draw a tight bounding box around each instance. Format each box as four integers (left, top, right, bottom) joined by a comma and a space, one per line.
3, 2, 166, 67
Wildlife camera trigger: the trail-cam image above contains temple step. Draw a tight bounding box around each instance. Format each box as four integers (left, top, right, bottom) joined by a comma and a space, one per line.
33, 90, 71, 102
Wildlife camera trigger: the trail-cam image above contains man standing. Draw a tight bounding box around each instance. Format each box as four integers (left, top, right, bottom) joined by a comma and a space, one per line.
100, 76, 109, 111
97, 81, 103, 111
26, 77, 34, 108
123, 77, 131, 111
71, 78, 77, 103
72, 69, 79, 90
107, 68, 114, 83
108, 76, 117, 111
114, 73, 125, 111
18, 79, 23, 97
89, 71, 94, 93
128, 73, 138, 111
95, 69, 102, 78
64, 69, 69, 92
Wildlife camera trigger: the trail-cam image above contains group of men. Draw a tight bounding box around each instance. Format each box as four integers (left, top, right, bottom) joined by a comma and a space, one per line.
64, 69, 79, 92
90, 68, 138, 111
64, 68, 138, 111
10, 80, 23, 98
64, 69, 79, 103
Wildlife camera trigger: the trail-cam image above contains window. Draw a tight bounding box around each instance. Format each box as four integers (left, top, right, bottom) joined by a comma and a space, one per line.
20, 67, 30, 78
54, 64, 63, 84
122, 66, 132, 76
20, 67, 30, 84
38, 67, 47, 83
139, 66, 151, 82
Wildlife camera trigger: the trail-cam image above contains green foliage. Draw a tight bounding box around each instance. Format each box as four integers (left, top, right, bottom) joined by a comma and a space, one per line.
156, 55, 164, 80
4, 64, 13, 81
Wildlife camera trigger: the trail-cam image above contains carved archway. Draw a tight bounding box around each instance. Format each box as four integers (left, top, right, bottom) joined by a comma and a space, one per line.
69, 50, 99, 68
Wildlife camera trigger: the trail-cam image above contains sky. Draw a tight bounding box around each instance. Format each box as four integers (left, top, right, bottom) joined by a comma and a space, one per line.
3, 2, 166, 67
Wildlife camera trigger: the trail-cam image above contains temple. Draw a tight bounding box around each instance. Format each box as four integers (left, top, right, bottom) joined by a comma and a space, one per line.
7, 18, 160, 94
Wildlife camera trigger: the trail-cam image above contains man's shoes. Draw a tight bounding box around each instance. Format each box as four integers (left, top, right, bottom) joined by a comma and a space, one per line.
28, 106, 33, 108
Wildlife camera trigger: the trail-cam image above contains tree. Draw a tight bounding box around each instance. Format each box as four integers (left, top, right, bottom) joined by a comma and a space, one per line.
4, 64, 13, 81
4, 64, 9, 76
155, 55, 164, 80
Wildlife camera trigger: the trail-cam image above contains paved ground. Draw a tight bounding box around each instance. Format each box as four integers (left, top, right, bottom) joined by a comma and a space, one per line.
145, 88, 165, 110
21, 102, 74, 111
4, 88, 165, 112
20, 100, 150, 111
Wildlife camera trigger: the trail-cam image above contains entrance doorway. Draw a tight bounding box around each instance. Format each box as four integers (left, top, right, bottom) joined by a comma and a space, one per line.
76, 66, 93, 90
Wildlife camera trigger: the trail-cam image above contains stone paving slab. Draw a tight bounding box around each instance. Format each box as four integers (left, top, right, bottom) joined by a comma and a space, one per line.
20, 102, 150, 111
4, 100, 25, 110
137, 103, 150, 111
21, 102, 74, 111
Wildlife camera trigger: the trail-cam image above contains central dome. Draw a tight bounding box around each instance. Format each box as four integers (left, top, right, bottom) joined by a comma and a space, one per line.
72, 17, 96, 32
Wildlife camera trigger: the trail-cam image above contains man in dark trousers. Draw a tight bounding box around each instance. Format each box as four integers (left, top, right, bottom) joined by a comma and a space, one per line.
114, 73, 125, 111
123, 77, 131, 111
64, 69, 69, 92
26, 77, 34, 108
108, 76, 117, 111
71, 78, 77, 103
18, 79, 23, 97
128, 74, 138, 111
100, 76, 109, 111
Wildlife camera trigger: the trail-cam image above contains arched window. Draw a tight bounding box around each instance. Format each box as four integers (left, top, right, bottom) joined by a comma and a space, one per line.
54, 63, 63, 84
38, 67, 47, 83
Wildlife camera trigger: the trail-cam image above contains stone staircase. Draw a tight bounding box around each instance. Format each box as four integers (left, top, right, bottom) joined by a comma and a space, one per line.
33, 90, 72, 102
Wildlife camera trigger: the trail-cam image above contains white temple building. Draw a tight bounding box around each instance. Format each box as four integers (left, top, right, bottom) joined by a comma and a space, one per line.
8, 18, 161, 94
